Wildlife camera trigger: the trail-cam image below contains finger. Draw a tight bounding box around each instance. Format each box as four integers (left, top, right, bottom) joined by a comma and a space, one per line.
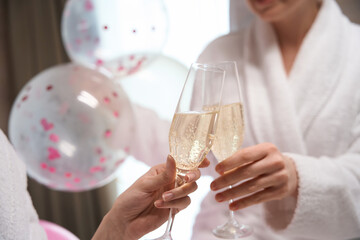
214, 173, 281, 202
229, 185, 285, 211
162, 182, 198, 202
198, 158, 210, 168
142, 155, 176, 191
215, 144, 271, 174
184, 158, 209, 182
154, 196, 191, 210
211, 156, 283, 190
184, 169, 201, 183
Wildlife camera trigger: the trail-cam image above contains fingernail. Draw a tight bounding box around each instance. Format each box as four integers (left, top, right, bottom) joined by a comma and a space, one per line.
210, 182, 217, 190
230, 203, 239, 211
162, 192, 174, 201
154, 200, 164, 207
215, 193, 224, 202
185, 173, 196, 182
215, 165, 224, 174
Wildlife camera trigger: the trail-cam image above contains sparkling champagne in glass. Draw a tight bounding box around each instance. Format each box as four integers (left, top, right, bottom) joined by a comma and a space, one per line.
211, 61, 253, 239
150, 63, 225, 240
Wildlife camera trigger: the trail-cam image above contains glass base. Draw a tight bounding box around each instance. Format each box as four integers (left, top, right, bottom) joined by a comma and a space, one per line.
212, 220, 252, 239
148, 237, 172, 240
146, 232, 173, 240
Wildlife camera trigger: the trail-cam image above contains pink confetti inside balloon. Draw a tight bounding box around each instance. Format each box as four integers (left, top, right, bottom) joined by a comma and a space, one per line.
61, 0, 169, 78
9, 63, 134, 191
49, 133, 59, 142
48, 147, 61, 161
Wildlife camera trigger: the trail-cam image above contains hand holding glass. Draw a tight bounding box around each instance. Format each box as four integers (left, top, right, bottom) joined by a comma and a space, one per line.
211, 61, 253, 239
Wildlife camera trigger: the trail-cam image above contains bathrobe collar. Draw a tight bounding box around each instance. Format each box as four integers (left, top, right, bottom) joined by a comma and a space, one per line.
288, 0, 348, 136
242, 0, 347, 154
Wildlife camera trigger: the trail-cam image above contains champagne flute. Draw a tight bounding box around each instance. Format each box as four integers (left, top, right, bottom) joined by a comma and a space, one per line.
211, 61, 253, 239
150, 63, 225, 240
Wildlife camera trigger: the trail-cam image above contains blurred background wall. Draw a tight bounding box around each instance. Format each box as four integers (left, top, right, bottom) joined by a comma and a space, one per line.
337, 0, 360, 24
0, 1, 119, 239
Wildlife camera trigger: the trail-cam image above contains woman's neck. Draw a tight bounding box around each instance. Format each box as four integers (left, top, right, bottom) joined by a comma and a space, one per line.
272, 1, 320, 75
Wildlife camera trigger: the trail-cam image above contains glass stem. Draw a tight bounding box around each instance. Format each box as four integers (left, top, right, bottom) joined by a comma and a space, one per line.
228, 185, 238, 224
163, 208, 175, 237
162, 175, 182, 237
228, 202, 237, 223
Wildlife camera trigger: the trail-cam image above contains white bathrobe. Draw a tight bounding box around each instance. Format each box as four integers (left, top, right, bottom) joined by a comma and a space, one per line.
0, 129, 47, 240
190, 0, 360, 239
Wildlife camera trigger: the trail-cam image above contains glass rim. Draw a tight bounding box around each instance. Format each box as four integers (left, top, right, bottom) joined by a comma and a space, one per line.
191, 62, 225, 74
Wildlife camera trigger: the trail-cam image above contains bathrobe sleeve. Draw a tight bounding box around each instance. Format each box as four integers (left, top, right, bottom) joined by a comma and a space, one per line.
0, 129, 47, 240
129, 104, 171, 167
276, 115, 360, 239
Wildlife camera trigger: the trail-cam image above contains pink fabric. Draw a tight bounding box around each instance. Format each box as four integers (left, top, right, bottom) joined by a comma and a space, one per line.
39, 220, 79, 240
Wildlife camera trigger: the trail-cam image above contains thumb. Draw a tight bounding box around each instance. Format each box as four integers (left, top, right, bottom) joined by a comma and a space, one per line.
143, 155, 176, 191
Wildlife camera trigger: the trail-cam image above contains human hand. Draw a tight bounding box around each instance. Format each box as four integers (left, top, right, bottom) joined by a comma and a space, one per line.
92, 155, 210, 240
210, 143, 298, 211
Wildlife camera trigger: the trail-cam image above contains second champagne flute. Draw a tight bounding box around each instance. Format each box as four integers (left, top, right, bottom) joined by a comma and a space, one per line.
150, 63, 225, 240
211, 61, 253, 239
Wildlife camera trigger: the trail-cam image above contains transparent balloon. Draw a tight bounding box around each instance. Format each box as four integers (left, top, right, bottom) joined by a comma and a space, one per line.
8, 63, 135, 192
61, 0, 169, 78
